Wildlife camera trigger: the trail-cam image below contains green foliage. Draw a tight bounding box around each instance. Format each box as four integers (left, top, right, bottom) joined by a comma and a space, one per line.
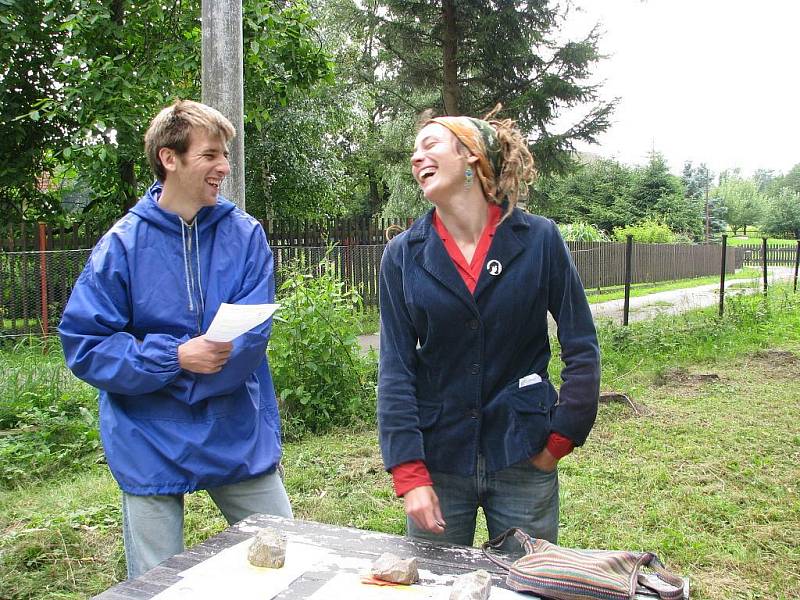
269, 255, 376, 440
4, 0, 333, 223
714, 176, 763, 235
0, 339, 101, 488
557, 221, 609, 242
613, 218, 677, 243
758, 188, 800, 239
534, 158, 637, 231
365, 0, 615, 177
630, 152, 702, 239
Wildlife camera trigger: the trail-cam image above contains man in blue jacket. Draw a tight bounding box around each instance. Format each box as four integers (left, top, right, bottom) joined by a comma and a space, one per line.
59, 100, 292, 579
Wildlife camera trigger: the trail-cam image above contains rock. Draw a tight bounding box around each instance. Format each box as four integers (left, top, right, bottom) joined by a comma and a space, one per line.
247, 527, 287, 568
449, 570, 492, 600
370, 552, 419, 584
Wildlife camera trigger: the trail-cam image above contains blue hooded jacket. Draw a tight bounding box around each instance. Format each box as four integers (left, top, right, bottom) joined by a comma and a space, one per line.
59, 182, 282, 495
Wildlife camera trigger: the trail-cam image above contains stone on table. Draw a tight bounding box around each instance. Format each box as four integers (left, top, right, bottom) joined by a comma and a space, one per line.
247, 527, 287, 568
449, 569, 492, 600
370, 552, 420, 584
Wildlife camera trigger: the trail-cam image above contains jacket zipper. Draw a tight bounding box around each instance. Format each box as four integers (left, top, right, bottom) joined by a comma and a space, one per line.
185, 222, 202, 335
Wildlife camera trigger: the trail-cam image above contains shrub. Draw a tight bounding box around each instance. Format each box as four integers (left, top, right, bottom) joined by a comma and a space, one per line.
557, 222, 609, 242
613, 218, 677, 243
269, 255, 376, 440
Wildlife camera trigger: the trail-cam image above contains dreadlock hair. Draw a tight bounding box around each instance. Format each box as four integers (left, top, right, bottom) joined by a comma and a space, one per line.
481, 104, 536, 214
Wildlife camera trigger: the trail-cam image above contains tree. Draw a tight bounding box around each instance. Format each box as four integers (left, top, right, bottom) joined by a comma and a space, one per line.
759, 188, 800, 240
6, 0, 332, 222
0, 0, 75, 221
533, 158, 637, 232
714, 177, 762, 236
630, 153, 702, 239
366, 0, 615, 177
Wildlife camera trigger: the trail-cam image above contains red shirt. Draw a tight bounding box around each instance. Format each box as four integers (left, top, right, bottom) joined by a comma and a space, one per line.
391, 204, 574, 497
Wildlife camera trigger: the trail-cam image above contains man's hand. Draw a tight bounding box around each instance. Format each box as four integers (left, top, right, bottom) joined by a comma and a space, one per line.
178, 337, 233, 374
529, 447, 559, 472
404, 485, 446, 534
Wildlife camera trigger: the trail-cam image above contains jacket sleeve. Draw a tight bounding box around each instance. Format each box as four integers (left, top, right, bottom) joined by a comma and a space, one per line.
59, 234, 185, 396
546, 222, 601, 446
377, 240, 425, 471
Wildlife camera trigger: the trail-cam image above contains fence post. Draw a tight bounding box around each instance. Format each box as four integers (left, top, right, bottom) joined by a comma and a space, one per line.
719, 235, 727, 317
793, 240, 800, 293
38, 222, 49, 340
762, 237, 768, 296
623, 235, 633, 326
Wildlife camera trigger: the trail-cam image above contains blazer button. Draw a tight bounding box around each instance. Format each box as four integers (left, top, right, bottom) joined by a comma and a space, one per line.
470, 363, 480, 374
469, 409, 480, 419
467, 319, 479, 330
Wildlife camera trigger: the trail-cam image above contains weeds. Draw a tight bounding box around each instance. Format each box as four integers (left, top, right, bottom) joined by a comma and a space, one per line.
1, 284, 799, 599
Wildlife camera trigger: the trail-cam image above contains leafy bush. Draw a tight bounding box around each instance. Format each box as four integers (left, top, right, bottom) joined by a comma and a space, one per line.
269, 255, 376, 440
613, 218, 677, 243
557, 221, 609, 242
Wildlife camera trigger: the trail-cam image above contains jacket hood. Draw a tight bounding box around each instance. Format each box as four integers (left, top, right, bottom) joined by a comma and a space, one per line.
130, 181, 237, 233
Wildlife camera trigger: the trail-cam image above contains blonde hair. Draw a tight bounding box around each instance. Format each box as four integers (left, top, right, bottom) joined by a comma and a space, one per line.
144, 99, 236, 181
422, 105, 536, 217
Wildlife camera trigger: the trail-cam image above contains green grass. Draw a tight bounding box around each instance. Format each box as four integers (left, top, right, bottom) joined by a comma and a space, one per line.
2, 286, 800, 599
724, 236, 797, 247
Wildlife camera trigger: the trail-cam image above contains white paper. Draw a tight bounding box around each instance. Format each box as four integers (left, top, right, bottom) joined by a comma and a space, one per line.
308, 572, 526, 600
204, 303, 280, 342
518, 373, 542, 388
151, 539, 329, 600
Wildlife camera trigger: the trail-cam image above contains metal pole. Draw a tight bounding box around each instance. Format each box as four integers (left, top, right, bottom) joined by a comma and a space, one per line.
38, 222, 49, 339
623, 234, 633, 326
762, 237, 768, 296
202, 0, 245, 210
719, 235, 727, 316
704, 166, 710, 243
793, 239, 799, 293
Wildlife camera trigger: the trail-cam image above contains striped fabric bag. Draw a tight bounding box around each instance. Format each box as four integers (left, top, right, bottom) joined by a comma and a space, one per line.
482, 529, 686, 600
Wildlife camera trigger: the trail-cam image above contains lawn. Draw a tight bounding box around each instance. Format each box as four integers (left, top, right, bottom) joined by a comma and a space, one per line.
1, 286, 799, 599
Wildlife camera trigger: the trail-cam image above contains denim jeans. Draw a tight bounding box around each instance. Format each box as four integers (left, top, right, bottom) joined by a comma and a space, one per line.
407, 455, 559, 547
122, 470, 292, 579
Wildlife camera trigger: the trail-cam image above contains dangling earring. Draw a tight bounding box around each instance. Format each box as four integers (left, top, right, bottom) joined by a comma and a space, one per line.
464, 166, 474, 190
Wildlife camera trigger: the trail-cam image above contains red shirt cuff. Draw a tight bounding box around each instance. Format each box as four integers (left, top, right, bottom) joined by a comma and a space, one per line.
391, 460, 433, 497
546, 432, 574, 459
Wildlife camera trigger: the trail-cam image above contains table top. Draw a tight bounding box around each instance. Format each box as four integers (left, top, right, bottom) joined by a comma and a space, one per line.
93, 514, 687, 600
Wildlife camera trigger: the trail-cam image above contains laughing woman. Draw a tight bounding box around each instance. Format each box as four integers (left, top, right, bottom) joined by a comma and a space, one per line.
377, 107, 601, 546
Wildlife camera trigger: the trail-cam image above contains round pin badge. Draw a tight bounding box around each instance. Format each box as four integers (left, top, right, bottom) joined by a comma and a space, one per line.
486, 259, 502, 276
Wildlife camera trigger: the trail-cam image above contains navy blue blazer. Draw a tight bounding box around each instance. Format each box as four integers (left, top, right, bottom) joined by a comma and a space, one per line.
377, 207, 600, 476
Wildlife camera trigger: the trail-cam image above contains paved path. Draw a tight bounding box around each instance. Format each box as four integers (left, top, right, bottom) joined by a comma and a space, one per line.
357, 267, 797, 354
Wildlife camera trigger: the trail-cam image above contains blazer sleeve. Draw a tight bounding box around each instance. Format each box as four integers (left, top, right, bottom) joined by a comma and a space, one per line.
546, 222, 601, 445
377, 240, 425, 471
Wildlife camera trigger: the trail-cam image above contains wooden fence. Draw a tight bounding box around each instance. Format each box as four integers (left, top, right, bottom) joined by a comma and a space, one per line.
735, 243, 799, 267
0, 218, 763, 338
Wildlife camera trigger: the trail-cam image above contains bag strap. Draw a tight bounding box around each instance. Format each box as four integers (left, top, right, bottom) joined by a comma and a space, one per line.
481, 528, 534, 571
639, 554, 686, 600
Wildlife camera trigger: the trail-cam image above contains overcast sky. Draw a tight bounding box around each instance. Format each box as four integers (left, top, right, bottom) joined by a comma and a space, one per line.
560, 0, 799, 178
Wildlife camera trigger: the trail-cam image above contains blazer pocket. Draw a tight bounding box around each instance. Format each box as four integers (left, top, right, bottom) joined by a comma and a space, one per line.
483, 378, 557, 463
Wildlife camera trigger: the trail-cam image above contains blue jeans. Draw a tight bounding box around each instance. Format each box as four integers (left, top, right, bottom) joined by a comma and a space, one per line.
407, 455, 559, 547
122, 470, 293, 579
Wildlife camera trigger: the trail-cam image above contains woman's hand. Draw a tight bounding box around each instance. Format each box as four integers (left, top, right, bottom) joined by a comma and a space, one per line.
529, 447, 559, 472
403, 486, 446, 534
